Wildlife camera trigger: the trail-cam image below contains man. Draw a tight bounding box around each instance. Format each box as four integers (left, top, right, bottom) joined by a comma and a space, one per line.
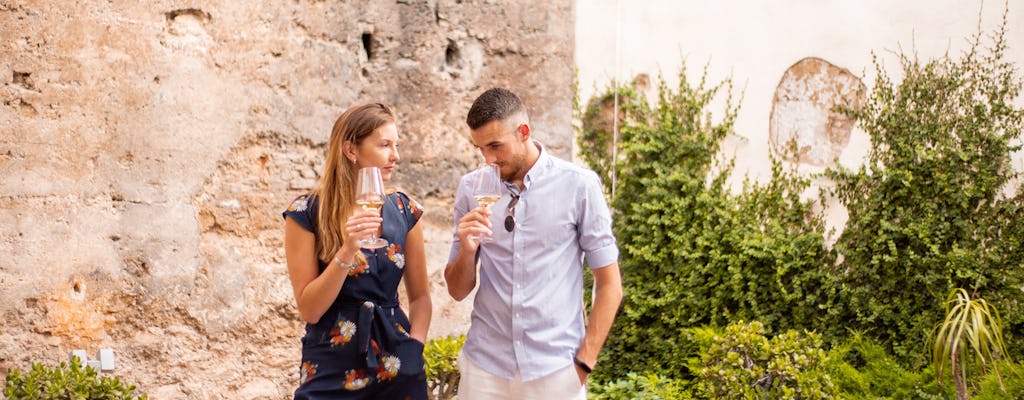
445, 87, 623, 399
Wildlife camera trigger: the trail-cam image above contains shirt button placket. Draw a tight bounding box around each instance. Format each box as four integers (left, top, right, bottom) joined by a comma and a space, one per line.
511, 207, 525, 370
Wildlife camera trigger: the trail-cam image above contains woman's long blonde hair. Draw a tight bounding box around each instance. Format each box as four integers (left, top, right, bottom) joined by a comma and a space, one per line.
314, 103, 396, 262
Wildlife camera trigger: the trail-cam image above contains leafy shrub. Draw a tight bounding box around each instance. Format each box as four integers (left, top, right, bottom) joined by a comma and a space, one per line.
424, 334, 464, 400
3, 358, 146, 399
575, 5, 1024, 394
824, 332, 950, 399
974, 362, 1024, 400
697, 321, 838, 399
824, 13, 1024, 366
579, 65, 835, 383
589, 373, 692, 400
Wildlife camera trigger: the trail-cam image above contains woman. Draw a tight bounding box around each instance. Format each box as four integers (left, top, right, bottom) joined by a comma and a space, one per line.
283, 103, 431, 399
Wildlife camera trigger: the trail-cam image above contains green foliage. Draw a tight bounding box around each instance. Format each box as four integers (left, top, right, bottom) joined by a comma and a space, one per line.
974, 362, 1024, 399
697, 321, 838, 399
423, 334, 464, 400
579, 64, 835, 383
932, 288, 1011, 399
824, 332, 951, 399
576, 84, 638, 191
3, 358, 146, 400
825, 14, 1024, 366
589, 373, 693, 400
575, 6, 1024, 395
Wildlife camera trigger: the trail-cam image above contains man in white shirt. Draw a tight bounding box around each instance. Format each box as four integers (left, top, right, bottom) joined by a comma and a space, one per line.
445, 87, 624, 399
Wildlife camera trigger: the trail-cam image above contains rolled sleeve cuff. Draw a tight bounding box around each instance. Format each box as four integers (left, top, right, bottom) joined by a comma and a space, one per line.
585, 244, 619, 269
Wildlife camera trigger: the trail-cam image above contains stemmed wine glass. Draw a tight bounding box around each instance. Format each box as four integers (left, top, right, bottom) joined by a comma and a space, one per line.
470, 163, 501, 243
355, 167, 388, 249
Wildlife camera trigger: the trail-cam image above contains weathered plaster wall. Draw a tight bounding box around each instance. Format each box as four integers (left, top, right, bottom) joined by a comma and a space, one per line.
0, 0, 574, 398
576, 0, 1024, 235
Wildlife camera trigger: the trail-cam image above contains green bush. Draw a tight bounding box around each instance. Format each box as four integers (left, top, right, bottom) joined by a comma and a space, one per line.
697, 321, 838, 399
824, 14, 1024, 366
575, 6, 1024, 394
975, 362, 1024, 400
824, 332, 951, 399
3, 358, 146, 400
579, 65, 835, 383
589, 373, 692, 400
424, 334, 464, 400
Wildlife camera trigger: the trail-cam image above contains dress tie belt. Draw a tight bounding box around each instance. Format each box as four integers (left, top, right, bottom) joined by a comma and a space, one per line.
353, 299, 402, 370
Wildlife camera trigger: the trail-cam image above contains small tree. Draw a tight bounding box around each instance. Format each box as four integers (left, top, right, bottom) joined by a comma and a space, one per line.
933, 288, 1011, 399
424, 335, 464, 400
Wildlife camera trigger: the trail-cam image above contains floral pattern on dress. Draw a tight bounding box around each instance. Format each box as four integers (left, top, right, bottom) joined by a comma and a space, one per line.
376, 355, 401, 381
410, 199, 423, 219
393, 323, 409, 337
287, 192, 426, 398
299, 361, 317, 384
395, 196, 424, 220
343, 369, 370, 391
387, 243, 405, 269
329, 320, 357, 347
288, 195, 309, 212
347, 261, 369, 277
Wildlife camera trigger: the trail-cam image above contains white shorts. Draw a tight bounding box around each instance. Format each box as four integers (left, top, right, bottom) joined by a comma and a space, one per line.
456, 352, 587, 400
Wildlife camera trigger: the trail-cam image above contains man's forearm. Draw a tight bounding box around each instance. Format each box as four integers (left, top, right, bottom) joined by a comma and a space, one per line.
444, 247, 478, 301
576, 263, 623, 367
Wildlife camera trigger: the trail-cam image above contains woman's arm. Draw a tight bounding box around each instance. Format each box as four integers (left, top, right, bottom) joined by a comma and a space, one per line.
402, 222, 432, 343
284, 210, 379, 324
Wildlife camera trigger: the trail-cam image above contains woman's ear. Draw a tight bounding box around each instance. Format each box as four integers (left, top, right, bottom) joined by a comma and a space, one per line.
342, 140, 357, 163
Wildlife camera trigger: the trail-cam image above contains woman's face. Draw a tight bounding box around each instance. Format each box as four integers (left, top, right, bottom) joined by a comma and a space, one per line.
353, 123, 400, 181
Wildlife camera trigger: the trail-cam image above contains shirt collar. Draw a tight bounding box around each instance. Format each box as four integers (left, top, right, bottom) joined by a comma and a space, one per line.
520, 140, 551, 192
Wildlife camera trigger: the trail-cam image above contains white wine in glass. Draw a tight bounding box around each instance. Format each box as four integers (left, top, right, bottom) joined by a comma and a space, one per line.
470, 163, 501, 243
356, 167, 388, 249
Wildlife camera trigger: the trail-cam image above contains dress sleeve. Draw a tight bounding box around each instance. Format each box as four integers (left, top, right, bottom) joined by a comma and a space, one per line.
393, 192, 423, 229
282, 194, 317, 233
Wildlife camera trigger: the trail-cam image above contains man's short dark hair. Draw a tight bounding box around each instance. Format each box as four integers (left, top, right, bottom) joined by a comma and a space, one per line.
466, 87, 526, 130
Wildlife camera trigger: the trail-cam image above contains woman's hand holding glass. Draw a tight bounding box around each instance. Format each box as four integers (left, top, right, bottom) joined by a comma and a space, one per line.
355, 167, 388, 250
344, 208, 383, 250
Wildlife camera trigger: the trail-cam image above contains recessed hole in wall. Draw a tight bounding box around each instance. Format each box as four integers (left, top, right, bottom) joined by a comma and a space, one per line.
165, 8, 211, 23
361, 32, 373, 60
13, 71, 29, 84
12, 71, 33, 90
445, 40, 460, 67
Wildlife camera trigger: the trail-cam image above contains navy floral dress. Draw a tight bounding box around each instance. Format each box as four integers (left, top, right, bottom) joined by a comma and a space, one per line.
283, 192, 427, 400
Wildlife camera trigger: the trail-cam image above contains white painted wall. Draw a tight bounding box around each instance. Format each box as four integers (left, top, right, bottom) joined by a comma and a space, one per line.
576, 0, 1024, 181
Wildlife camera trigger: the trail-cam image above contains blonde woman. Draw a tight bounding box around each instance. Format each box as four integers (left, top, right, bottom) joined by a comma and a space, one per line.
284, 103, 431, 399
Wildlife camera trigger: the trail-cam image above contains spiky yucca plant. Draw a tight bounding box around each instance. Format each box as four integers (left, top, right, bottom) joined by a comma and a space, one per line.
932, 288, 1010, 400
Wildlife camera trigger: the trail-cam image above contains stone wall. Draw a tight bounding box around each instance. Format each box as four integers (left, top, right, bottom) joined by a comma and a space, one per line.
0, 0, 575, 398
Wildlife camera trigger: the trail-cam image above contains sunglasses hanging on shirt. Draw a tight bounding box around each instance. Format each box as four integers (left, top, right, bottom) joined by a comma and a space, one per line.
504, 192, 520, 232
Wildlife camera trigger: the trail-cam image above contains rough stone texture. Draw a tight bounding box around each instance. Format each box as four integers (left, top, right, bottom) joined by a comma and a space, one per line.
0, 0, 574, 397
769, 57, 866, 166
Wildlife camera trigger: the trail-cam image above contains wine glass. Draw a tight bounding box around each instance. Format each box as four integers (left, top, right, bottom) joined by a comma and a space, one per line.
470, 163, 501, 243
355, 167, 388, 249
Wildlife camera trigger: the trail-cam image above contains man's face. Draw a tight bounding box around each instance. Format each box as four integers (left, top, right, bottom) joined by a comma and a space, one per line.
470, 120, 527, 182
